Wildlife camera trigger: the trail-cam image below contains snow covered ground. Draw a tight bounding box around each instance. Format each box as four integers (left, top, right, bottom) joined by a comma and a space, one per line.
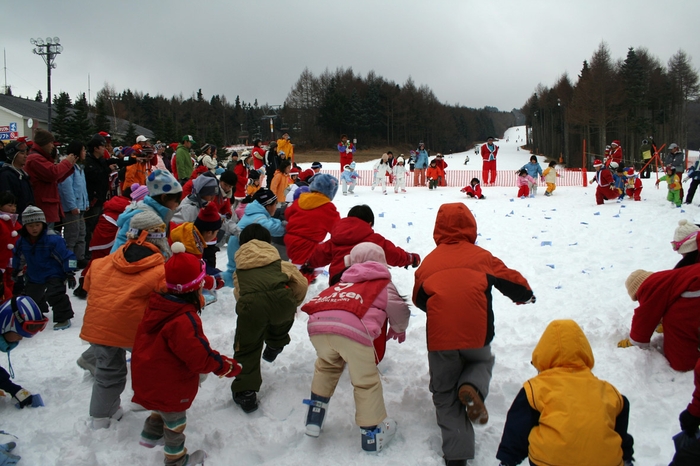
3, 126, 700, 465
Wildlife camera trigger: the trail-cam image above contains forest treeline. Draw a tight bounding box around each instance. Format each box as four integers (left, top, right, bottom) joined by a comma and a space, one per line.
524, 42, 700, 169
44, 69, 515, 153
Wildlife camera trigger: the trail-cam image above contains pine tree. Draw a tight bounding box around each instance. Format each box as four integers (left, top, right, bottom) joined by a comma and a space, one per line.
121, 121, 137, 148
51, 92, 73, 142
35, 90, 43, 102
93, 96, 110, 135
70, 93, 94, 143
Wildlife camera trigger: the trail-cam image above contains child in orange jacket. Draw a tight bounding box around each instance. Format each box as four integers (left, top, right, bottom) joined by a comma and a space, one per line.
426, 159, 442, 190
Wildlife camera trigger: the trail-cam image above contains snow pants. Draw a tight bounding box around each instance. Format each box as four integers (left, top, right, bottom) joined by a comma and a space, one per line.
414, 169, 426, 187
372, 174, 387, 192
517, 185, 529, 198
545, 182, 556, 194
230, 291, 297, 393
310, 333, 387, 427
667, 190, 682, 207
62, 211, 86, 261
595, 185, 619, 205
394, 175, 406, 192
626, 187, 642, 201
89, 344, 127, 419
685, 179, 699, 204
141, 411, 189, 466
23, 277, 73, 323
341, 179, 355, 194
340, 153, 353, 169
428, 346, 495, 461
482, 160, 497, 185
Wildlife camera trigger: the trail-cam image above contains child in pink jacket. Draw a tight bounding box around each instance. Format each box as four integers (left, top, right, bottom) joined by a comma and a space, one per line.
517, 169, 536, 199
301, 242, 409, 453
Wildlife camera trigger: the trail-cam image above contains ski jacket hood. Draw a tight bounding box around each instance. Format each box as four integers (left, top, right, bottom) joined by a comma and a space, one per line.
531, 319, 594, 373
433, 203, 477, 245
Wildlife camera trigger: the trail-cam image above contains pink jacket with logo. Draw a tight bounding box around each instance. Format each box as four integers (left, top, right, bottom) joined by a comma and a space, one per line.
306, 261, 409, 346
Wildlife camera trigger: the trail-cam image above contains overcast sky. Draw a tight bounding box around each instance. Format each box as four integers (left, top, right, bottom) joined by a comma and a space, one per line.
3, 0, 700, 112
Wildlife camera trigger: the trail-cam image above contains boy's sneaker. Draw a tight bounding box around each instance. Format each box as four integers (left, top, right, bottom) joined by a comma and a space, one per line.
262, 345, 283, 363
458, 384, 488, 424
360, 418, 397, 453
139, 435, 165, 448
303, 393, 330, 437
401, 189, 407, 193
54, 320, 72, 331
90, 407, 123, 430
233, 390, 258, 413
342, 192, 347, 196
184, 450, 208, 466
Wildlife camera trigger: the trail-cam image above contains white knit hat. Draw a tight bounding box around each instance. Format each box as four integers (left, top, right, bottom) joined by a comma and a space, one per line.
672, 219, 699, 255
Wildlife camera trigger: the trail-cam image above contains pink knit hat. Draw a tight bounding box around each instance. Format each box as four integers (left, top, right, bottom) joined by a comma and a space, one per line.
130, 183, 149, 202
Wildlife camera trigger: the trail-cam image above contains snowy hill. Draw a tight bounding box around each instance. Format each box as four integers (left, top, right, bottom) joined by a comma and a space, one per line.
2, 126, 699, 465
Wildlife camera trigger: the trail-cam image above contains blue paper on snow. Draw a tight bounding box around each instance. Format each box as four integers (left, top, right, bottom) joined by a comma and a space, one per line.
541, 241, 552, 246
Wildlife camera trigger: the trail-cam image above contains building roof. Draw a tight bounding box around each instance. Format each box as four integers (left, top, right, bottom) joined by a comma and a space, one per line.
0, 94, 53, 122
0, 93, 154, 139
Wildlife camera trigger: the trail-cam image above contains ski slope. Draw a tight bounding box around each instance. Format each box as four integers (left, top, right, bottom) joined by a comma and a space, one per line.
2, 126, 699, 465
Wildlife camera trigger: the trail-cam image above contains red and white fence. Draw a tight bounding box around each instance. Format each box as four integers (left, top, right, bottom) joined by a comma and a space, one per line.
321, 169, 587, 188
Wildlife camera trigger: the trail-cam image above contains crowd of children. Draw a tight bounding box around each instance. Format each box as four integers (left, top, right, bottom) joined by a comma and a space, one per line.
2, 130, 700, 465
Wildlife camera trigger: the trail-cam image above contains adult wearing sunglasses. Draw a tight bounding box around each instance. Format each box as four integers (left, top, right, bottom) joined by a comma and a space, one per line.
0, 139, 35, 219
0, 296, 47, 410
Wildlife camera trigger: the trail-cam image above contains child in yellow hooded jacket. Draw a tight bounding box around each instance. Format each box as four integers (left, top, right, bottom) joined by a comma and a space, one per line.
496, 320, 634, 466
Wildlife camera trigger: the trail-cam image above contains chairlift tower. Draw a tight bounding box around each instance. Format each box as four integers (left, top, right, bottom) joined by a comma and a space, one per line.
30, 37, 63, 132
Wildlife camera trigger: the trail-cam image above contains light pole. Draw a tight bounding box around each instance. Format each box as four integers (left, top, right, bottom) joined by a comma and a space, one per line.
30, 37, 63, 132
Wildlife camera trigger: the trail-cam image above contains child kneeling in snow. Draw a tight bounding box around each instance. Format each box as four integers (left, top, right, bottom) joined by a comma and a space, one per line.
497, 320, 634, 466
131, 242, 241, 466
301, 243, 409, 452
460, 178, 484, 199
0, 296, 47, 409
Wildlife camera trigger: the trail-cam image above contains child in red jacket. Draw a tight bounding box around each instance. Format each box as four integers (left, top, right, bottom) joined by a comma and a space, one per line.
131, 242, 241, 466
624, 168, 643, 201
460, 178, 484, 199
0, 193, 21, 300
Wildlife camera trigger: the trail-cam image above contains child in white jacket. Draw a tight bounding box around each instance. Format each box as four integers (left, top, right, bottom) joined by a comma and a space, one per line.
392, 157, 407, 193
372, 154, 391, 195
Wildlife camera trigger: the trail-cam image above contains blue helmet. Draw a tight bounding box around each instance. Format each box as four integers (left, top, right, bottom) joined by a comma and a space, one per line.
0, 296, 46, 338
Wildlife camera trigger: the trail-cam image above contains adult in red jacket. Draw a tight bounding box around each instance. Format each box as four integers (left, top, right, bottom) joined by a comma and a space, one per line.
480, 137, 499, 185
233, 157, 250, 202
24, 129, 77, 225
284, 174, 340, 267
412, 202, 534, 463
307, 205, 419, 285
607, 140, 623, 167
618, 263, 700, 372
590, 159, 619, 205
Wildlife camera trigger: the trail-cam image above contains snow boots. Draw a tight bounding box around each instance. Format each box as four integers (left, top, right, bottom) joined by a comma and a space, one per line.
183, 450, 208, 466
458, 384, 488, 424
360, 418, 397, 453
303, 392, 330, 437
233, 390, 258, 413
262, 345, 283, 363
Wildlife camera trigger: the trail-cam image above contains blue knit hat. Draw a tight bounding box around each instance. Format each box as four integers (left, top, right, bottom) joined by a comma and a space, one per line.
310, 174, 338, 200
147, 169, 182, 197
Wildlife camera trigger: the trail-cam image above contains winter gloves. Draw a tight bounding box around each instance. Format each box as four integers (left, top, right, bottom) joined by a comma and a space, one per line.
410, 253, 421, 268
679, 409, 700, 435
65, 273, 77, 289
617, 338, 634, 348
0, 432, 20, 465
215, 355, 242, 379
386, 328, 405, 344
12, 389, 44, 409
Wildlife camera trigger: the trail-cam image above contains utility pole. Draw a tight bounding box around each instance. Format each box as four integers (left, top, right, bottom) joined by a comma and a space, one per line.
30, 37, 63, 132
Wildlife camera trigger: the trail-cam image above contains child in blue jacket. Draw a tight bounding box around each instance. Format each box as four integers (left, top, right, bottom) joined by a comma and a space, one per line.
222, 188, 286, 287
12, 206, 76, 330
